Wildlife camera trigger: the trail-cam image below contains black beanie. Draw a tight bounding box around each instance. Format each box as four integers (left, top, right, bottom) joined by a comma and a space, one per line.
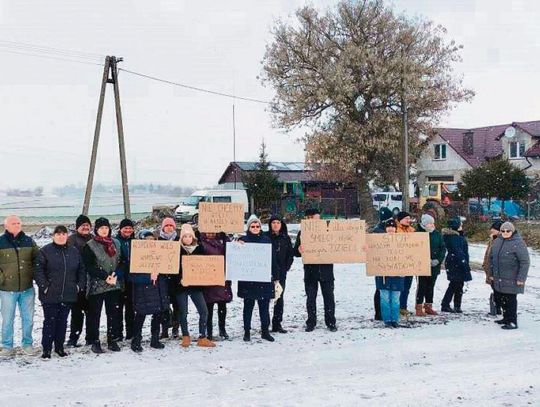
75, 214, 91, 229
397, 211, 411, 222
378, 207, 393, 223
490, 220, 503, 231
305, 208, 320, 217
94, 217, 111, 236
53, 225, 68, 235
119, 218, 134, 229
447, 217, 462, 231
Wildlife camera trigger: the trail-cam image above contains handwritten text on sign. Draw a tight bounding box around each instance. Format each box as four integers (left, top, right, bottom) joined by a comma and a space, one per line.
198, 202, 245, 233
301, 219, 366, 264
130, 240, 180, 274
365, 232, 431, 276
225, 242, 272, 282
181, 255, 225, 286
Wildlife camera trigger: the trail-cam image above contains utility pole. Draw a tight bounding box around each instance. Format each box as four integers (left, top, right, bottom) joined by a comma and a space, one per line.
233, 103, 237, 189
401, 97, 409, 212
82, 55, 131, 218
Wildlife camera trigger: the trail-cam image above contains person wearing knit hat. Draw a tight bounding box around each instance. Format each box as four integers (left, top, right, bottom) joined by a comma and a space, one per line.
416, 213, 446, 317
396, 211, 415, 317
75, 214, 91, 230
161, 217, 177, 230
440, 217, 471, 313
489, 221, 530, 329
116, 218, 135, 342
175, 222, 215, 348
138, 229, 155, 240
83, 217, 123, 354
238, 214, 279, 342
483, 220, 504, 316
293, 209, 337, 333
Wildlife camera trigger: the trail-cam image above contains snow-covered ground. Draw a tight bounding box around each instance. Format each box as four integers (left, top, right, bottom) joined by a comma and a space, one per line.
0, 243, 538, 406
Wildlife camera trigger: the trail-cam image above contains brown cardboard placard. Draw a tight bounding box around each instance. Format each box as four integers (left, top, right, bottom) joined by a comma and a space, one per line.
198, 202, 245, 233
300, 219, 366, 264
365, 232, 431, 276
181, 255, 225, 286
130, 239, 180, 274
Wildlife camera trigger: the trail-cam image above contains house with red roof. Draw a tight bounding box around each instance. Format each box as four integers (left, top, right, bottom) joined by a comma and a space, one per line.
416, 120, 540, 188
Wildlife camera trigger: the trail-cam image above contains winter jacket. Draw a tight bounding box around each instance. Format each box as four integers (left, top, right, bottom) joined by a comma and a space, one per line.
200, 233, 232, 304
132, 276, 170, 315
265, 216, 294, 281
158, 235, 180, 299
371, 223, 387, 233
0, 231, 40, 292
116, 233, 133, 282
375, 276, 404, 291
83, 238, 123, 296
67, 232, 92, 255
293, 231, 334, 282
442, 228, 472, 282
482, 237, 496, 281
490, 233, 530, 295
417, 225, 446, 277
33, 242, 86, 304
396, 223, 416, 234
237, 231, 279, 300
174, 244, 206, 294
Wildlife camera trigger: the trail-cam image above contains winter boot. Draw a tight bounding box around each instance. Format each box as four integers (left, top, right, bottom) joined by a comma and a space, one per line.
243, 329, 251, 342
131, 336, 143, 353
91, 341, 105, 354
399, 309, 411, 317
272, 324, 288, 334
261, 329, 275, 342
415, 304, 426, 317
41, 351, 51, 359
150, 331, 165, 349
197, 336, 216, 348
107, 341, 121, 352
54, 348, 69, 357
181, 336, 191, 348
441, 304, 455, 313
453, 294, 463, 314
219, 329, 230, 340
424, 303, 438, 315
66, 338, 80, 348
501, 322, 518, 330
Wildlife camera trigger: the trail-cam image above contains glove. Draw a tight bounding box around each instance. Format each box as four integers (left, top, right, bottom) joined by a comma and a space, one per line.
430, 259, 439, 267
274, 281, 283, 301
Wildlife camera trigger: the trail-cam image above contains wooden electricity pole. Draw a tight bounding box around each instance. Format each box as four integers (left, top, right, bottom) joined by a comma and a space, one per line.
82, 55, 131, 218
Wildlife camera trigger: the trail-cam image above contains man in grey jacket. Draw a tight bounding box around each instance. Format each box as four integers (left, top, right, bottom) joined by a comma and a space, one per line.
489, 221, 530, 330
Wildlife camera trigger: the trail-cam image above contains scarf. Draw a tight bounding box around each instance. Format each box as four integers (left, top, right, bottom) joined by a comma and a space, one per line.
182, 244, 197, 254
160, 229, 177, 241
94, 236, 117, 257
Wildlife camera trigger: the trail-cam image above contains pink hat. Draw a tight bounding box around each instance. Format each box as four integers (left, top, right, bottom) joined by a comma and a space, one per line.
161, 217, 176, 229
180, 223, 196, 240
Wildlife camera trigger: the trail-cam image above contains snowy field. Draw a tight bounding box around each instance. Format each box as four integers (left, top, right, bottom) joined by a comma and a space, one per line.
0, 243, 538, 406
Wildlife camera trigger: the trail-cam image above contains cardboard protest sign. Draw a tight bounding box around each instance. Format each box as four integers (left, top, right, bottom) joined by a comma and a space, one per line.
365, 232, 431, 276
225, 242, 272, 282
130, 239, 180, 274
198, 202, 245, 233
300, 219, 366, 264
181, 255, 225, 286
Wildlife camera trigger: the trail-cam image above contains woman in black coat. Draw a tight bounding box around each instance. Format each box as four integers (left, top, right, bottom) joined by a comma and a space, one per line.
441, 217, 472, 313
34, 225, 86, 359
238, 215, 279, 342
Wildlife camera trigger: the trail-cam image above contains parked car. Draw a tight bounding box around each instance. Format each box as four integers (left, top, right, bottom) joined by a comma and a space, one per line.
372, 192, 403, 215
174, 189, 249, 223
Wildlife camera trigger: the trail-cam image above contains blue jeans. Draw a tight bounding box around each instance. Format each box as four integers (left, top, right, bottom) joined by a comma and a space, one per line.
400, 276, 413, 310
380, 289, 400, 323
0, 287, 35, 348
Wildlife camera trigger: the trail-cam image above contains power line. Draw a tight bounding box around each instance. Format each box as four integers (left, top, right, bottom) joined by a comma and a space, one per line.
119, 68, 271, 105
0, 40, 105, 60
0, 48, 104, 67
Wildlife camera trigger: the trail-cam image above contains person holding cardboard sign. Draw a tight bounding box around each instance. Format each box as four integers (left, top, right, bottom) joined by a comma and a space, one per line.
159, 218, 180, 340
238, 215, 279, 343
294, 209, 337, 333
175, 224, 215, 348
396, 211, 416, 317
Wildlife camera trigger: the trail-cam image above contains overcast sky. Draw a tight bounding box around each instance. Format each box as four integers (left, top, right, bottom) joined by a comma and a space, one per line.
0, 0, 538, 190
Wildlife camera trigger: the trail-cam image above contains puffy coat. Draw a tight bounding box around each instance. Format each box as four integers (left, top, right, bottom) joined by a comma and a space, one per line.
293, 231, 334, 282
490, 233, 530, 295
33, 243, 86, 304
158, 235, 181, 300
265, 216, 294, 281
83, 238, 123, 296
417, 225, 446, 277
200, 233, 232, 304
375, 276, 404, 291
237, 232, 279, 300
0, 231, 40, 292
132, 276, 170, 315
442, 228, 472, 282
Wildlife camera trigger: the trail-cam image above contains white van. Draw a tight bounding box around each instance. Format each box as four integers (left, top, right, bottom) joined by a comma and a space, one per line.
372, 192, 403, 215
174, 189, 249, 223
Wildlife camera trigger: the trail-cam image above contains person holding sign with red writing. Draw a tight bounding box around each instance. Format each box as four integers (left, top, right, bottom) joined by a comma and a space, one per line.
238, 215, 279, 342
175, 224, 215, 348
294, 208, 337, 333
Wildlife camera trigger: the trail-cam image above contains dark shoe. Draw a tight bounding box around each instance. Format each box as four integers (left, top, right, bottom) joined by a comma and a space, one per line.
327, 325, 338, 332
54, 349, 69, 357
495, 319, 507, 325
391, 322, 400, 328
261, 330, 275, 342
305, 325, 315, 332
91, 342, 105, 354
131, 337, 143, 353
172, 327, 179, 339
272, 325, 288, 334
150, 335, 165, 349
41, 351, 51, 359
501, 322, 518, 330
66, 339, 80, 348
243, 330, 251, 342
219, 329, 230, 340
441, 305, 455, 313
454, 307, 463, 314
107, 341, 121, 352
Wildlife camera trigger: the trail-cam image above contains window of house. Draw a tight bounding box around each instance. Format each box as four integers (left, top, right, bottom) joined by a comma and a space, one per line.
434, 143, 447, 160
509, 141, 526, 159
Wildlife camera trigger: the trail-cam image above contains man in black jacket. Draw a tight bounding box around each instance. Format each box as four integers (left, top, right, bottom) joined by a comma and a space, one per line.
266, 215, 294, 333
66, 214, 92, 347
117, 218, 135, 340
371, 207, 394, 321
294, 209, 337, 332
34, 225, 86, 359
